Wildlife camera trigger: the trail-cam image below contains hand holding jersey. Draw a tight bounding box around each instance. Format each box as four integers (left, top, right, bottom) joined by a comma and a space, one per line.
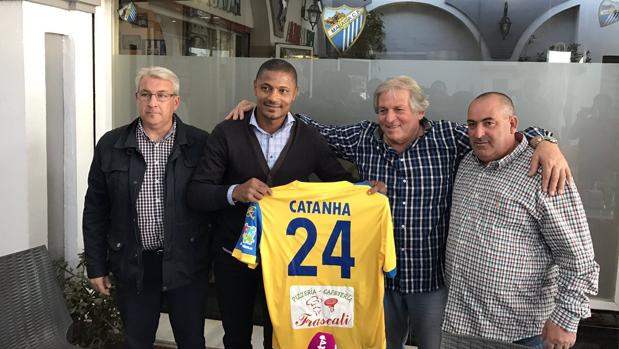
232, 177, 273, 203
233, 181, 396, 349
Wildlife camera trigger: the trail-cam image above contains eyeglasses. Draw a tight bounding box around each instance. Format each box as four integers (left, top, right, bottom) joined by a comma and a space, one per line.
136, 91, 177, 102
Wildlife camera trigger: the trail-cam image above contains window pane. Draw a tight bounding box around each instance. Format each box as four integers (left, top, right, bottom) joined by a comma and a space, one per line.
113, 0, 619, 304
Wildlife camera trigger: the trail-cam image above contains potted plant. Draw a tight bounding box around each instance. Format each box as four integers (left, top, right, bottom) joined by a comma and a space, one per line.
55, 253, 124, 348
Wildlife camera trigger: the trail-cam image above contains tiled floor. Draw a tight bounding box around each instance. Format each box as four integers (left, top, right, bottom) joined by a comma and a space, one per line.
155, 315, 264, 349
155, 314, 417, 348
154, 312, 619, 349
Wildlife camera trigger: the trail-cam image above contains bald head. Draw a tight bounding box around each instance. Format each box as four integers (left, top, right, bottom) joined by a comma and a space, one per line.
469, 92, 514, 118
467, 91, 519, 164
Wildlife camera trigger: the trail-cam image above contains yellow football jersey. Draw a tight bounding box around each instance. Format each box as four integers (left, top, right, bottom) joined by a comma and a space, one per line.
233, 181, 396, 349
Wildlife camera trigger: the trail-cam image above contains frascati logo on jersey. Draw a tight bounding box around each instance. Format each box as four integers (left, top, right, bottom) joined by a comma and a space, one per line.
307, 332, 336, 349
322, 5, 366, 53
290, 285, 354, 329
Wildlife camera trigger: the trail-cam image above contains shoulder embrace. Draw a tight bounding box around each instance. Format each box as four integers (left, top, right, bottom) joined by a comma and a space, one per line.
434, 119, 462, 130
297, 121, 328, 141
359, 119, 377, 130
215, 118, 248, 133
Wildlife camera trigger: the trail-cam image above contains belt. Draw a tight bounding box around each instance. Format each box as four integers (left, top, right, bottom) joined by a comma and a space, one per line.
144, 247, 164, 254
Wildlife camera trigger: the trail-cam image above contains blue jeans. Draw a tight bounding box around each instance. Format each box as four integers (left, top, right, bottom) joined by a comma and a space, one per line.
384, 287, 448, 349
514, 335, 544, 348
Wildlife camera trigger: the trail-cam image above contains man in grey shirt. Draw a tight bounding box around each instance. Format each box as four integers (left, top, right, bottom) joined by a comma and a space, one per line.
444, 92, 599, 349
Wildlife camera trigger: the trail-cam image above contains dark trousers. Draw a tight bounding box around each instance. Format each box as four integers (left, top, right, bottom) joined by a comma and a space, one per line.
116, 251, 208, 349
214, 248, 272, 349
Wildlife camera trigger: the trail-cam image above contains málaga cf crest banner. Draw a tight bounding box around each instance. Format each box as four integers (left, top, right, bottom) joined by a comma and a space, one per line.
599, 0, 619, 27
322, 5, 367, 53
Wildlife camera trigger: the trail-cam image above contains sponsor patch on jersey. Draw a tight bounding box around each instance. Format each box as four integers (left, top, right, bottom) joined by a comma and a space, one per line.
290, 285, 354, 329
241, 223, 256, 246
307, 332, 337, 349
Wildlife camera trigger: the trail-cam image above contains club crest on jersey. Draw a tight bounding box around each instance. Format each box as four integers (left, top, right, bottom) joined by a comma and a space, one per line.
599, 0, 619, 27
290, 286, 354, 329
246, 205, 256, 219
322, 5, 366, 53
241, 223, 256, 245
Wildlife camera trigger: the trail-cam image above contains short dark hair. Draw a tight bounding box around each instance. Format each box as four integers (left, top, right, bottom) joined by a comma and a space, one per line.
473, 91, 515, 114
255, 58, 297, 86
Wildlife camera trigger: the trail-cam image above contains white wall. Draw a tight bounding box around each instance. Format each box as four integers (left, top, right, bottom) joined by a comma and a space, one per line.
0, 1, 29, 255
368, 0, 490, 60
367, 0, 619, 62
95, 0, 114, 141
376, 2, 482, 60
519, 6, 578, 61
0, 1, 94, 261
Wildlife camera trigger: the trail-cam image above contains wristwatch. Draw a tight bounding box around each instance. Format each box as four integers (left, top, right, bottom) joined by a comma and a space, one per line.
530, 135, 558, 148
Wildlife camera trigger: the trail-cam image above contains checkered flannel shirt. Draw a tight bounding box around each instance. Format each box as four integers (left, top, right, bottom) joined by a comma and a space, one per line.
135, 118, 176, 251
443, 135, 599, 341
297, 114, 470, 293
297, 114, 551, 294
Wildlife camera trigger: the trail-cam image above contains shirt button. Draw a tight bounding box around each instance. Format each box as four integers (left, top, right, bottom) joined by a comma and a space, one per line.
402, 179, 407, 183
154, 161, 159, 165
400, 158, 405, 162
154, 179, 159, 183
156, 198, 161, 203
402, 201, 406, 206
401, 225, 406, 229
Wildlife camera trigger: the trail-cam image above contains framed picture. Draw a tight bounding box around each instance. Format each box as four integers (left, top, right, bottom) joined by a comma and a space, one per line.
135, 13, 148, 28
276, 44, 313, 59
270, 0, 288, 38
184, 7, 216, 56
121, 35, 142, 51
210, 0, 241, 15
142, 39, 167, 55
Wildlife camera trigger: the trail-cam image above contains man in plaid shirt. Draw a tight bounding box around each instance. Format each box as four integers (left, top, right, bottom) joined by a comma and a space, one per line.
227, 76, 571, 349
443, 92, 599, 349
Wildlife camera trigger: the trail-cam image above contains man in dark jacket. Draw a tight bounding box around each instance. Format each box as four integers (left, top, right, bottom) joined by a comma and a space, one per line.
83, 66, 210, 349
187, 59, 358, 349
